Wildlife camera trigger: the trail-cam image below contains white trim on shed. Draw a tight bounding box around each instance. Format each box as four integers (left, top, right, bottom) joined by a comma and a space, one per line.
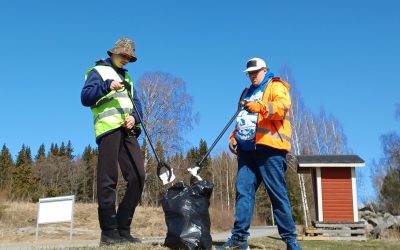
316, 168, 323, 222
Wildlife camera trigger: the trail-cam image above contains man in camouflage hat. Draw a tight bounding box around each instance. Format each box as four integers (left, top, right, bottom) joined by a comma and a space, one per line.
81, 38, 144, 246
107, 38, 137, 63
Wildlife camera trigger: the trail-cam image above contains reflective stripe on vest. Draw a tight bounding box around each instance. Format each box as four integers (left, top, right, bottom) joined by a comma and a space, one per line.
256, 125, 291, 151
91, 92, 129, 109
86, 65, 134, 139
256, 127, 291, 142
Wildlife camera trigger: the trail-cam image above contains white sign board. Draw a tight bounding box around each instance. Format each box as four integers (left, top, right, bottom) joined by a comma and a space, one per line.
36, 195, 75, 240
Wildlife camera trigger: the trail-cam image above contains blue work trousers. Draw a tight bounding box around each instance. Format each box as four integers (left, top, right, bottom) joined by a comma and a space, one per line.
231, 145, 297, 242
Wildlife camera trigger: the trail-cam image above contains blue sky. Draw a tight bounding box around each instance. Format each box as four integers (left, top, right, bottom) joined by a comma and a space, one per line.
0, 1, 399, 202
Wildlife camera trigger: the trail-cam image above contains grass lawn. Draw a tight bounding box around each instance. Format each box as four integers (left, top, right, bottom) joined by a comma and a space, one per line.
248, 237, 400, 249
67, 237, 400, 250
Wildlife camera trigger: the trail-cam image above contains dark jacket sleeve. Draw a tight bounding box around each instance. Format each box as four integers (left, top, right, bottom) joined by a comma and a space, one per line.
131, 89, 143, 124
81, 70, 113, 107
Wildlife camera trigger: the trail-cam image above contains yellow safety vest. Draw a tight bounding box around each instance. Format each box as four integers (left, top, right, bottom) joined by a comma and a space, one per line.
85, 65, 134, 139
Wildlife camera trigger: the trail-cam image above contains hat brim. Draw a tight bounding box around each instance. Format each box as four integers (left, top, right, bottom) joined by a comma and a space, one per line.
243, 66, 263, 72
107, 50, 137, 62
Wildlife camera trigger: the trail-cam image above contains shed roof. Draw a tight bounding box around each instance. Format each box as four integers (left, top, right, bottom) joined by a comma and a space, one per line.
297, 155, 365, 168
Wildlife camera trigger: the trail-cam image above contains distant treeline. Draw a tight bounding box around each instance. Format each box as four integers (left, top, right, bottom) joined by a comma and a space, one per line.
0, 140, 306, 224
1, 69, 398, 227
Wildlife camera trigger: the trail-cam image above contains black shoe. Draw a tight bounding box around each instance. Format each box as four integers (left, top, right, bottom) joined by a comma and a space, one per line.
119, 230, 142, 243
100, 229, 124, 246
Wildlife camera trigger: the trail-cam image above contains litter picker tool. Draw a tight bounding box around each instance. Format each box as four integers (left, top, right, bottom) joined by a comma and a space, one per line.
187, 87, 249, 181
122, 81, 175, 185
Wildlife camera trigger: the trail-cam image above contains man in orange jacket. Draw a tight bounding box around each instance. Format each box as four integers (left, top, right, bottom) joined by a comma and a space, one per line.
220, 58, 302, 250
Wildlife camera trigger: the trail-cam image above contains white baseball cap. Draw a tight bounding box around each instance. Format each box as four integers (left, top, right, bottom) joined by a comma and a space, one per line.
243, 58, 266, 72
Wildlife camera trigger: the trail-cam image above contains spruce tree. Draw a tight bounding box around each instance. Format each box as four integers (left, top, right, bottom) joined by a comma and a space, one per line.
80, 145, 97, 202
186, 139, 212, 182
198, 139, 210, 166
49, 143, 59, 156
186, 147, 198, 164
12, 145, 36, 200
66, 140, 74, 160
198, 139, 212, 181
11, 164, 37, 201
25, 146, 33, 166
59, 142, 66, 157
82, 145, 93, 164
35, 143, 46, 161
15, 144, 26, 167
0, 144, 14, 189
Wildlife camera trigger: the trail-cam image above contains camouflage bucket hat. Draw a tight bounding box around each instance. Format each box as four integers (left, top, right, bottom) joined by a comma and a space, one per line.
107, 38, 137, 62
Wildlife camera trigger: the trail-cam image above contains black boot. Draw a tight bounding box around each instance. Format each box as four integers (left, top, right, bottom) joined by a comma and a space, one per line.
117, 205, 142, 243
119, 229, 142, 243
98, 206, 124, 246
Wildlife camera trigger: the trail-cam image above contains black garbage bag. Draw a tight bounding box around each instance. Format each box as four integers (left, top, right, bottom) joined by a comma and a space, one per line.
162, 180, 214, 250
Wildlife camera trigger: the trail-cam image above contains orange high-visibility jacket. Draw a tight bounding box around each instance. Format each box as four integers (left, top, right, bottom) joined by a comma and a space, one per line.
231, 77, 291, 152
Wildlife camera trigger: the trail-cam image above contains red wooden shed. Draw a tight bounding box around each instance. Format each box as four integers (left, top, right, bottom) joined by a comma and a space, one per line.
297, 155, 365, 223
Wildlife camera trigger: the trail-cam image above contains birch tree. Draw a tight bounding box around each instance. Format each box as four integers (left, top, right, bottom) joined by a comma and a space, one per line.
373, 104, 400, 214
136, 72, 196, 203
137, 72, 197, 157
280, 66, 312, 226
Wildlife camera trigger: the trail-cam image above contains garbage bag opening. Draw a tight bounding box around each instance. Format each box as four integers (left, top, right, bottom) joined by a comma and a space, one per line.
162, 180, 214, 250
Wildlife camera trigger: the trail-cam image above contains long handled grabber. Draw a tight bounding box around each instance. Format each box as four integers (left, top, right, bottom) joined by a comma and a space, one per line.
122, 81, 175, 185
187, 87, 249, 181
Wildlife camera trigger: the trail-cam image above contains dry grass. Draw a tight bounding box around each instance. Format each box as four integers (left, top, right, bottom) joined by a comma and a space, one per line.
0, 200, 267, 246
0, 202, 168, 243
3, 201, 399, 249
209, 201, 266, 233
209, 202, 235, 232
381, 228, 400, 241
